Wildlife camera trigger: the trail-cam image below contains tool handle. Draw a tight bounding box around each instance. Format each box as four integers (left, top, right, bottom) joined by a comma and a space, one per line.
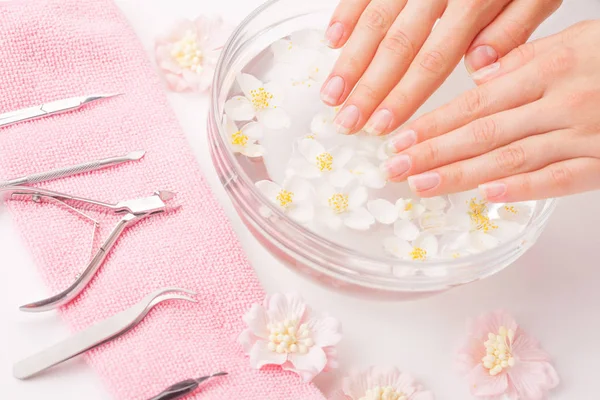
146, 379, 199, 400
26, 160, 106, 184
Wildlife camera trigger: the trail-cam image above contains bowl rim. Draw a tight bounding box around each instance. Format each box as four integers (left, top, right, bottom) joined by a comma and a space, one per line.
210, 0, 559, 290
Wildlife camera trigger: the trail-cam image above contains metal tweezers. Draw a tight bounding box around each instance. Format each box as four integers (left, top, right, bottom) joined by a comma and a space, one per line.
0, 186, 178, 312
0, 94, 120, 128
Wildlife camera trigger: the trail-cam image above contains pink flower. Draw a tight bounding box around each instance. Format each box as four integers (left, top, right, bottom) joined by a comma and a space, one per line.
155, 16, 230, 92
332, 367, 434, 400
457, 310, 559, 400
238, 293, 342, 382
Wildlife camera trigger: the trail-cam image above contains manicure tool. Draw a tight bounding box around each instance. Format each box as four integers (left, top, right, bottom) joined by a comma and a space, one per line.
147, 372, 228, 400
0, 94, 122, 128
0, 151, 146, 188
0, 186, 178, 312
13, 288, 197, 380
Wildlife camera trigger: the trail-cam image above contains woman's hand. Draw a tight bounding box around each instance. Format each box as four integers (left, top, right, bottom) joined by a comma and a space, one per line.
383, 20, 600, 202
320, 0, 562, 135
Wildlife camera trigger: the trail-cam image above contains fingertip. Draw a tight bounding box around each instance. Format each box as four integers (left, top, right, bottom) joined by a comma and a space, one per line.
478, 182, 507, 202
320, 75, 345, 105
325, 21, 344, 48
465, 45, 498, 75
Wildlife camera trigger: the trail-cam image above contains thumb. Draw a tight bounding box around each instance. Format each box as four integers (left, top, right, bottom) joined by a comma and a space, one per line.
464, 0, 562, 74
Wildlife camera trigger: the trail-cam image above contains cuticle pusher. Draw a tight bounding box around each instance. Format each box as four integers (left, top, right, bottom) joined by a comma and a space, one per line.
0, 150, 146, 188
147, 372, 228, 400
13, 287, 197, 380
0, 94, 122, 128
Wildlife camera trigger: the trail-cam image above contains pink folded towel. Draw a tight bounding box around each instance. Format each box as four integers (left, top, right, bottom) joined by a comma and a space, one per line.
0, 0, 325, 398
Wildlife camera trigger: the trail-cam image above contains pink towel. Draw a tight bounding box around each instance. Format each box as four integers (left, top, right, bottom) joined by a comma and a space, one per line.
0, 0, 325, 399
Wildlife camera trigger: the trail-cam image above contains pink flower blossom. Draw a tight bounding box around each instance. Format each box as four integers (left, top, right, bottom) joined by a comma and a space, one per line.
155, 16, 230, 92
332, 367, 434, 400
457, 310, 559, 400
238, 293, 342, 382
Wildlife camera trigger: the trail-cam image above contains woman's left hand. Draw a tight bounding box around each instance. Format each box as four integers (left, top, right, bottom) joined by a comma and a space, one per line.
383, 20, 600, 203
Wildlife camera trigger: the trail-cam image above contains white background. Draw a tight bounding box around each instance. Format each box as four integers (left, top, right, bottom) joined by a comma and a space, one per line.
1, 1, 599, 399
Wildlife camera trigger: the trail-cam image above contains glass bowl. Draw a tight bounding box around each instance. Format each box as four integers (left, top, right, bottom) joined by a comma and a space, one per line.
208, 0, 557, 300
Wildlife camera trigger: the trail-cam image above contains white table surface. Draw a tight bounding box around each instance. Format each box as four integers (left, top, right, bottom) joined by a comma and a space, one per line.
1, 1, 599, 399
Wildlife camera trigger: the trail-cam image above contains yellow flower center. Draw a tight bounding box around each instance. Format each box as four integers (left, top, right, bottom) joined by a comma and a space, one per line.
231, 130, 248, 147
360, 386, 407, 400
404, 202, 413, 211
468, 198, 497, 233
250, 87, 274, 110
316, 152, 334, 172
452, 252, 461, 259
503, 205, 518, 214
266, 320, 313, 354
276, 189, 294, 208
409, 247, 427, 261
482, 326, 516, 376
305, 134, 316, 140
328, 193, 349, 214
170, 30, 204, 73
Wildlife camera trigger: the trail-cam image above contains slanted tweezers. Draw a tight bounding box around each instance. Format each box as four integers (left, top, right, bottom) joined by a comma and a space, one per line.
0, 94, 121, 128
13, 288, 197, 380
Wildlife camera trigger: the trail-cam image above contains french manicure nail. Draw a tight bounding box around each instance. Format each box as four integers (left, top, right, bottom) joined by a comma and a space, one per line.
385, 129, 417, 155
465, 45, 498, 74
364, 109, 393, 136
471, 62, 500, 81
325, 22, 343, 47
380, 155, 411, 179
334, 105, 360, 134
479, 182, 507, 199
408, 172, 440, 192
321, 76, 345, 105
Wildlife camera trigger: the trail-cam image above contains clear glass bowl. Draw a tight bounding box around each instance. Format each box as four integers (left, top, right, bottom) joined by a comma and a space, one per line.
208, 0, 557, 299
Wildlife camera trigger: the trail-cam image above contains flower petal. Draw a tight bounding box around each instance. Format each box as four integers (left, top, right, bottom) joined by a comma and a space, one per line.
498, 203, 532, 224
457, 337, 487, 375
343, 368, 373, 398
255, 180, 281, 203
394, 219, 420, 241
258, 108, 291, 130
490, 219, 523, 241
310, 111, 336, 138
383, 236, 412, 259
241, 121, 263, 140
511, 331, 551, 362
410, 391, 435, 400
360, 165, 386, 189
224, 96, 255, 121
271, 39, 295, 62
449, 189, 481, 211
414, 233, 438, 256
348, 186, 368, 209
249, 341, 287, 369
316, 182, 337, 206
331, 146, 354, 169
238, 329, 259, 353
508, 361, 559, 399
283, 176, 313, 202
266, 292, 306, 323
287, 346, 328, 382
288, 203, 314, 223
418, 211, 449, 235
305, 315, 342, 347
467, 364, 508, 397
421, 196, 448, 211
467, 310, 519, 340
469, 231, 500, 252
263, 81, 285, 106
242, 303, 270, 338
241, 143, 265, 158
329, 169, 355, 188
286, 157, 320, 179
299, 138, 327, 161
237, 73, 263, 98
367, 199, 398, 225
343, 207, 375, 230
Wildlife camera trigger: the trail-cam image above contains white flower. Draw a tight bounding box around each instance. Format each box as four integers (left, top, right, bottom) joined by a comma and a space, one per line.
420, 196, 448, 212
256, 177, 314, 223
224, 117, 264, 157
316, 183, 375, 230
287, 138, 355, 187
366, 197, 425, 225
497, 202, 532, 224
339, 366, 434, 400
310, 107, 339, 140
238, 293, 342, 382
224, 73, 291, 130
347, 158, 387, 189
384, 232, 438, 261
346, 134, 389, 160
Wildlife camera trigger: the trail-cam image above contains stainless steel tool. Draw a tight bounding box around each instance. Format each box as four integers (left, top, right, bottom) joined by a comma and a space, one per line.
0, 94, 122, 128
0, 151, 145, 188
0, 186, 178, 312
13, 288, 197, 380
147, 372, 228, 400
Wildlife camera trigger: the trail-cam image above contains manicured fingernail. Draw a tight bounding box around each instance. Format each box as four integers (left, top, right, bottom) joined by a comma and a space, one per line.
479, 182, 507, 199
380, 155, 411, 178
385, 129, 417, 155
470, 62, 500, 81
465, 45, 498, 74
325, 22, 343, 47
334, 105, 360, 134
408, 172, 440, 192
321, 76, 345, 104
364, 109, 393, 136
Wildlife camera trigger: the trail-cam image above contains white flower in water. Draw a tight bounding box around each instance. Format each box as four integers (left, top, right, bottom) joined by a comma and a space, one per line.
316, 183, 375, 230
287, 138, 355, 187
396, 198, 426, 221
348, 158, 387, 189
310, 107, 340, 140
224, 117, 264, 157
345, 134, 389, 160
256, 177, 314, 223
384, 232, 438, 261
420, 196, 448, 212
498, 202, 532, 224
367, 197, 425, 226
224, 73, 291, 130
